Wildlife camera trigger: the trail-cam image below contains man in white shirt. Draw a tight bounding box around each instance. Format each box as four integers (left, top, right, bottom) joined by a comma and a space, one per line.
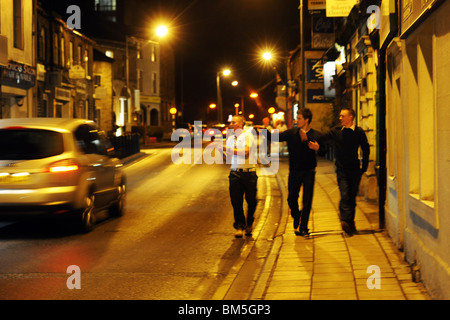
223, 115, 258, 238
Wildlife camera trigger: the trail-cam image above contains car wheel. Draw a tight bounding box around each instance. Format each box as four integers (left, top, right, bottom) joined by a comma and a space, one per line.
110, 180, 126, 217
80, 192, 96, 233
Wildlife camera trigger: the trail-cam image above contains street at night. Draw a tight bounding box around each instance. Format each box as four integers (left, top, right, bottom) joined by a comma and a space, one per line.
1, 0, 449, 306
0, 144, 282, 300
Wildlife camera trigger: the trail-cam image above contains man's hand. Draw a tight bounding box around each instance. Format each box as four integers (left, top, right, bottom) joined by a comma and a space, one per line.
308, 140, 319, 151
299, 129, 308, 142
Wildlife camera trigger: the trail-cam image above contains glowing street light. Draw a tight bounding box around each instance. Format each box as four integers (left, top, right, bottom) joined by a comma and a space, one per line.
216, 69, 231, 123
169, 107, 177, 132
156, 25, 168, 38
263, 52, 272, 61
250, 92, 258, 98
234, 103, 240, 115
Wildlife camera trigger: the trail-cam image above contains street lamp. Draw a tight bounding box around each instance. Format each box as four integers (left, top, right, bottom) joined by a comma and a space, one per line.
263, 52, 272, 61
156, 25, 168, 38
216, 68, 231, 123
170, 107, 177, 132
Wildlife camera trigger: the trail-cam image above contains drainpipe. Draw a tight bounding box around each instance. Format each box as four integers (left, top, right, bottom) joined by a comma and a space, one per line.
377, 2, 398, 230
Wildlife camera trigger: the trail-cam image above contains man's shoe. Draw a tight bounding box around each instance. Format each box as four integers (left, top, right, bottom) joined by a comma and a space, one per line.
235, 229, 244, 238
299, 229, 310, 237
341, 221, 353, 236
245, 226, 252, 236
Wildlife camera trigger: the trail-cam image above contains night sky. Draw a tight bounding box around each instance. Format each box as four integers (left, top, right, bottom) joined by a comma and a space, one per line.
160, 0, 301, 123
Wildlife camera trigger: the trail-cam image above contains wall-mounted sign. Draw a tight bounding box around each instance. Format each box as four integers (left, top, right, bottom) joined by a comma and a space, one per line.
326, 0, 357, 17
308, 0, 326, 11
401, 0, 440, 38
306, 59, 324, 83
0, 61, 36, 89
69, 65, 85, 79
307, 89, 329, 103
37, 63, 46, 82
141, 95, 161, 104
312, 15, 335, 48
323, 61, 336, 98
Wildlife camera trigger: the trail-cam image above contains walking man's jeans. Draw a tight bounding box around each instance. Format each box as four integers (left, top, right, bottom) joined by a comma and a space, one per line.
336, 168, 362, 228
229, 171, 258, 230
287, 169, 316, 231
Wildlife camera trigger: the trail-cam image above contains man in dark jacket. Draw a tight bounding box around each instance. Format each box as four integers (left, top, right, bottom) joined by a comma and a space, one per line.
279, 108, 321, 236
311, 108, 370, 235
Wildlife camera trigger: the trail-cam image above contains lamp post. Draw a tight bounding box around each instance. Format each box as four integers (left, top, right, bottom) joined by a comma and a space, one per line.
169, 107, 177, 132
216, 69, 230, 123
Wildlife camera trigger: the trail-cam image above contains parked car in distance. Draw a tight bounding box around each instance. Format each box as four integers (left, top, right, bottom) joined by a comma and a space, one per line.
0, 118, 126, 233
203, 124, 228, 141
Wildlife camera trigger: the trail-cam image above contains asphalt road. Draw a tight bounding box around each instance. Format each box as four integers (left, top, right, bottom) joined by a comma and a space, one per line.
0, 146, 282, 300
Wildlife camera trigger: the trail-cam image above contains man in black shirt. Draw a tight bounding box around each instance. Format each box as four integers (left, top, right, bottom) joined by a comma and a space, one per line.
279, 108, 320, 236
311, 108, 370, 235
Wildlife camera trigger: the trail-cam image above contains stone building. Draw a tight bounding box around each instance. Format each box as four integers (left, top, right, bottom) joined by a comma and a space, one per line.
0, 0, 35, 119
35, 4, 95, 121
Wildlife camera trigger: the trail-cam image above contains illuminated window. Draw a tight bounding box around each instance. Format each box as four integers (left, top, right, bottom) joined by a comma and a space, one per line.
94, 0, 117, 22
151, 45, 156, 62
84, 49, 89, 77
94, 0, 117, 11
69, 41, 74, 66
61, 37, 65, 67
78, 45, 82, 65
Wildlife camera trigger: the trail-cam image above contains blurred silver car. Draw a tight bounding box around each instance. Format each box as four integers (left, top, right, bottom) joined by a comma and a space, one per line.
0, 118, 126, 232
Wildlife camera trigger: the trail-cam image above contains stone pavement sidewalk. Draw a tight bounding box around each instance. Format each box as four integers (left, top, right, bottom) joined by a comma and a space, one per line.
255, 159, 430, 300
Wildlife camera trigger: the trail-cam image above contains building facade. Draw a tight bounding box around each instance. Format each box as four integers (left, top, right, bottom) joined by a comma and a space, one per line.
36, 5, 95, 122
93, 48, 114, 133
326, 0, 450, 299
0, 0, 35, 119
382, 0, 450, 299
2, 0, 176, 139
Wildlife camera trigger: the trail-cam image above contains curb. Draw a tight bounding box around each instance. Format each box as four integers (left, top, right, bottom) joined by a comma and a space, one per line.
250, 171, 289, 300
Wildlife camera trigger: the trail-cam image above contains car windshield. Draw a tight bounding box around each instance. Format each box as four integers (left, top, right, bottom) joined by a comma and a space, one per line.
0, 129, 64, 160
